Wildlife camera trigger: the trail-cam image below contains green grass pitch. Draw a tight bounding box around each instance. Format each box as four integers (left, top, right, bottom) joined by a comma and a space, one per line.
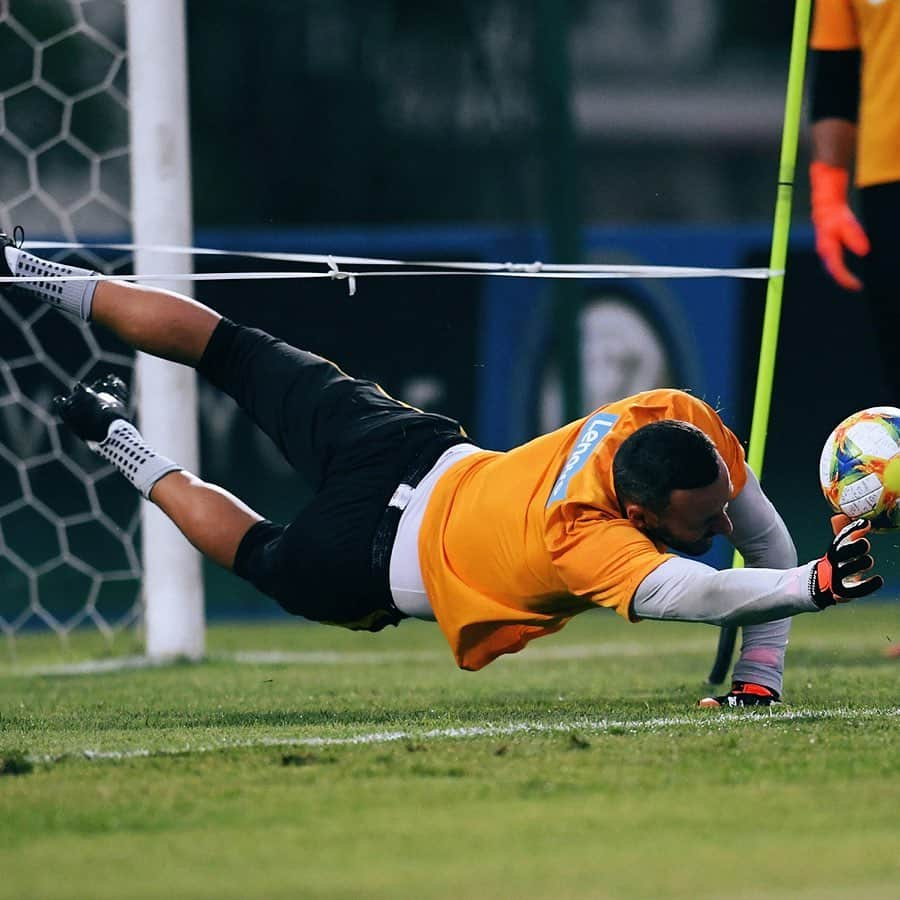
1, 604, 898, 900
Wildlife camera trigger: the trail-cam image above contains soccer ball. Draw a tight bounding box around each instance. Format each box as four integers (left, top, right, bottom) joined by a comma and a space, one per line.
819, 407, 900, 531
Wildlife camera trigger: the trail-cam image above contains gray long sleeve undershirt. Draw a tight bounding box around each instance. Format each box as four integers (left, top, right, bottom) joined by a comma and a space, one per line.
632, 466, 813, 625
632, 557, 818, 626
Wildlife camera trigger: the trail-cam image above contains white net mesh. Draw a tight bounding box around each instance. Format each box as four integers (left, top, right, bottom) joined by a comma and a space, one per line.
0, 0, 140, 650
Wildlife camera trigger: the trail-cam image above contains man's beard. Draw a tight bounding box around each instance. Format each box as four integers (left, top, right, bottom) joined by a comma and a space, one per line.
646, 525, 714, 557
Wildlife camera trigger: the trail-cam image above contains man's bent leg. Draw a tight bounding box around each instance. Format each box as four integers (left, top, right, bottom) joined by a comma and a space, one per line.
52, 375, 372, 623
91, 281, 220, 367
197, 318, 451, 485
149, 472, 262, 570
4, 240, 448, 488
1, 239, 221, 366
55, 375, 263, 572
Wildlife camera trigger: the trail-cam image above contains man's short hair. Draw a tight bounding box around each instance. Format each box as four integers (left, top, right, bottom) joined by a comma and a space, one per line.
612, 419, 720, 514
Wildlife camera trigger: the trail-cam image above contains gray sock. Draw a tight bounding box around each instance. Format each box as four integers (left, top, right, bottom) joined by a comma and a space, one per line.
4, 246, 98, 321
89, 419, 182, 499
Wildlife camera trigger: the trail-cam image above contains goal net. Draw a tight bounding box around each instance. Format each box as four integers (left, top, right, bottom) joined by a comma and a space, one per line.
0, 0, 200, 656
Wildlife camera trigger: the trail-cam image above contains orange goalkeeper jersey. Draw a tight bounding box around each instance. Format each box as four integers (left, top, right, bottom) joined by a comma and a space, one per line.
419, 389, 747, 670
811, 0, 900, 187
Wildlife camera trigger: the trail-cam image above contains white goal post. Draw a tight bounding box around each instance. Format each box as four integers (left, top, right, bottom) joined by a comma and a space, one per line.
126, 0, 204, 660
0, 0, 204, 656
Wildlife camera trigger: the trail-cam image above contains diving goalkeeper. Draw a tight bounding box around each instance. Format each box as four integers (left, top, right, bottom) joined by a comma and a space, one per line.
0, 235, 883, 707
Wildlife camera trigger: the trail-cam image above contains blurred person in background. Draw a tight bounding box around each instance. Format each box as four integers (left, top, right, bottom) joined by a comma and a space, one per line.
808, 0, 900, 658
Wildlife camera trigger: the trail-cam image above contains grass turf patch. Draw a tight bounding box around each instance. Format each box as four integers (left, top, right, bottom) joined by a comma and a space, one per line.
0, 604, 898, 899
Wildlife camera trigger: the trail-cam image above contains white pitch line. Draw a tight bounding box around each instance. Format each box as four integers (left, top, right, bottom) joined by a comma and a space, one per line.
13, 642, 708, 676
22, 655, 171, 676
220, 641, 711, 667
17, 632, 896, 677
30, 706, 899, 765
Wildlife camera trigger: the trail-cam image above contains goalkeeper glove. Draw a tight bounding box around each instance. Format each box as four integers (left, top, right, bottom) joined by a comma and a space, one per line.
810, 161, 870, 291
698, 681, 780, 708
810, 517, 882, 608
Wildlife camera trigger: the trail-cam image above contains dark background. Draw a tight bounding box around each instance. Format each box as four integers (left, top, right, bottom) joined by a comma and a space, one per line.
1, 0, 896, 625
185, 0, 798, 228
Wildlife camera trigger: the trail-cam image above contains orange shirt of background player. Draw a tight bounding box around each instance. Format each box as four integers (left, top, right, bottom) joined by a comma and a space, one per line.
810, 0, 900, 188
419, 389, 748, 671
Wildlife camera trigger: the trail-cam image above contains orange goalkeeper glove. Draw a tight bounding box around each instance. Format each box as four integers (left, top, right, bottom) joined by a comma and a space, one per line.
810, 161, 870, 292
811, 517, 882, 607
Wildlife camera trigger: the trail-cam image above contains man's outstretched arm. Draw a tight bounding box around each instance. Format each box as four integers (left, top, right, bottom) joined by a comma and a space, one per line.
714, 466, 795, 696
631, 515, 880, 626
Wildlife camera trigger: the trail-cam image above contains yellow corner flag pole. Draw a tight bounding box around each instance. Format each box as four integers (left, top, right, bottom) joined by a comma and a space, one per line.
708, 0, 813, 685
747, 0, 814, 476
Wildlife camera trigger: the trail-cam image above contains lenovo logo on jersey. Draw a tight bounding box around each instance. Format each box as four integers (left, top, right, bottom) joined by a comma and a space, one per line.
546, 412, 618, 506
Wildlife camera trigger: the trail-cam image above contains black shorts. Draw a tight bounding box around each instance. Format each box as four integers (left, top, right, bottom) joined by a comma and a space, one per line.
197, 318, 468, 631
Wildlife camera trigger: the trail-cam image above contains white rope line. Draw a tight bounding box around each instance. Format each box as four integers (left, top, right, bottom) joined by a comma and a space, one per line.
29, 706, 900, 764
0, 267, 776, 283
0, 266, 774, 299
18, 239, 779, 284
29, 239, 410, 266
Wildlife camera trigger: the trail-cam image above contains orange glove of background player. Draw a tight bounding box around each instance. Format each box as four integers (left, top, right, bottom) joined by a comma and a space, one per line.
810, 161, 870, 292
